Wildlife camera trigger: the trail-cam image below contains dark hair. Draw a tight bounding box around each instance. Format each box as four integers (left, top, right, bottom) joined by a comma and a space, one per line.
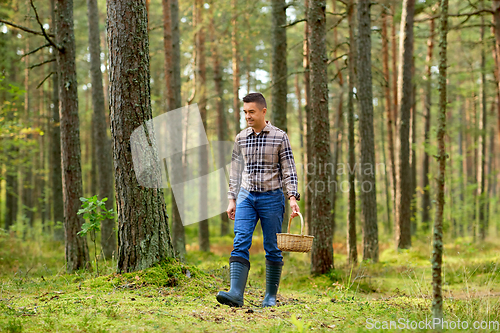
242, 92, 267, 109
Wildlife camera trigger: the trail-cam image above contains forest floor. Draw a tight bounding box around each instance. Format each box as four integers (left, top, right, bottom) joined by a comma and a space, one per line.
0, 230, 499, 332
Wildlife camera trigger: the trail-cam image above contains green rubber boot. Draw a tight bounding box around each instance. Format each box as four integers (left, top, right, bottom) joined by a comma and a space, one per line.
262, 259, 284, 307
216, 256, 250, 307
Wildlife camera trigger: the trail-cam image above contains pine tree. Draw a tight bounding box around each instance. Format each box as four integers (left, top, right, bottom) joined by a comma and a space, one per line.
107, 0, 175, 272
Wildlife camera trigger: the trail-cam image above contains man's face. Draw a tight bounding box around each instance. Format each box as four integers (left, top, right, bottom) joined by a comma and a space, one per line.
243, 102, 266, 128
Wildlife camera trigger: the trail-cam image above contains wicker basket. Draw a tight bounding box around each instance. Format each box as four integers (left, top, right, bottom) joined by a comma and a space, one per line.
277, 212, 314, 252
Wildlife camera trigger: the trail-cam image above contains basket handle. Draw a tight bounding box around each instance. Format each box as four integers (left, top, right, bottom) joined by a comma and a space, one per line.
287, 212, 305, 235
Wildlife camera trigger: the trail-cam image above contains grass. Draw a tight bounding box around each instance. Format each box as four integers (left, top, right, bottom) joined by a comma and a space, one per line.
0, 229, 499, 332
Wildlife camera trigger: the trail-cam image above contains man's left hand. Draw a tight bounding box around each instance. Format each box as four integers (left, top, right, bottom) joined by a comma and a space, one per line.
289, 197, 300, 218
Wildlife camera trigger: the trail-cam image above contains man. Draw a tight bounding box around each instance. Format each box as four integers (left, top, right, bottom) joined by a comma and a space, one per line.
216, 92, 300, 308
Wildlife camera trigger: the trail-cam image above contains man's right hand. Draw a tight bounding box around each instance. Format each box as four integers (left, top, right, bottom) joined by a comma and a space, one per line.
227, 199, 236, 220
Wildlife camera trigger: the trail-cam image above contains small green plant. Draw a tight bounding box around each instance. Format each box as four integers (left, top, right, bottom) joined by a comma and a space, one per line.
4, 317, 23, 333
290, 314, 312, 332
77, 195, 115, 276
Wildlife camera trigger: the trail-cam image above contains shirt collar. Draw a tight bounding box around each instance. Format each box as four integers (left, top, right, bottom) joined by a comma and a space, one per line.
246, 120, 272, 136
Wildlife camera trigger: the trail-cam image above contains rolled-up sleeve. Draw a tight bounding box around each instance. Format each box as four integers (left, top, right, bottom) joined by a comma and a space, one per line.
279, 134, 300, 200
228, 137, 244, 200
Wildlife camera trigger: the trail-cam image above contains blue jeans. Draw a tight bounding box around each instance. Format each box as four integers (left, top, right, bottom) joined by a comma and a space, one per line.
231, 187, 285, 263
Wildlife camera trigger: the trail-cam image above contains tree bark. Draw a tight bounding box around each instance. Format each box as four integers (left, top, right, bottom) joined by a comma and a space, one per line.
357, 0, 378, 262
395, 0, 414, 250
87, 0, 116, 259
309, 0, 333, 275
107, 0, 175, 273
271, 0, 287, 133
421, 18, 434, 233
55, 0, 90, 272
347, 0, 357, 266
432, 0, 448, 320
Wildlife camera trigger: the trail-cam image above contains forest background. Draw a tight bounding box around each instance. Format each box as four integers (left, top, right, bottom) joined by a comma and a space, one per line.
0, 0, 499, 331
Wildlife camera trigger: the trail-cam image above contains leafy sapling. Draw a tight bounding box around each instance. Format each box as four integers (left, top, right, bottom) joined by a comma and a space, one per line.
77, 195, 115, 276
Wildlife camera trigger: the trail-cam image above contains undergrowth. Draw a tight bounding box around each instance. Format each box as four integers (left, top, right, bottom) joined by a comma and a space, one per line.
0, 229, 499, 332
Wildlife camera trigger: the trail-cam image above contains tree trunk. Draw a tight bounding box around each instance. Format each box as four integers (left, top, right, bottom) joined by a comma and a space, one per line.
309, 0, 333, 275
210, 5, 229, 237
380, 101, 391, 235
410, 59, 417, 236
395, 0, 414, 250
303, 0, 312, 236
55, 0, 90, 272
36, 71, 46, 227
4, 46, 19, 231
421, 18, 434, 233
107, 0, 175, 273
458, 99, 465, 236
49, 0, 64, 241
22, 31, 34, 231
471, 91, 479, 242
331, 0, 344, 241
294, 72, 305, 185
195, 0, 210, 252
493, 1, 500, 150
271, 0, 287, 133
382, 8, 395, 232
87, 0, 116, 259
487, 100, 496, 233
271, 0, 288, 233
347, 0, 357, 266
231, 0, 240, 135
162, 0, 185, 257
479, 10, 487, 240
391, 5, 398, 145
467, 98, 478, 237
90, 112, 97, 197
4, 160, 18, 231
357, 0, 378, 262
432, 0, 448, 320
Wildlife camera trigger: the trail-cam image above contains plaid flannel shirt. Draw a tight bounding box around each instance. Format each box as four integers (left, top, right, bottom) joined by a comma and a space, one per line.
228, 120, 300, 201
